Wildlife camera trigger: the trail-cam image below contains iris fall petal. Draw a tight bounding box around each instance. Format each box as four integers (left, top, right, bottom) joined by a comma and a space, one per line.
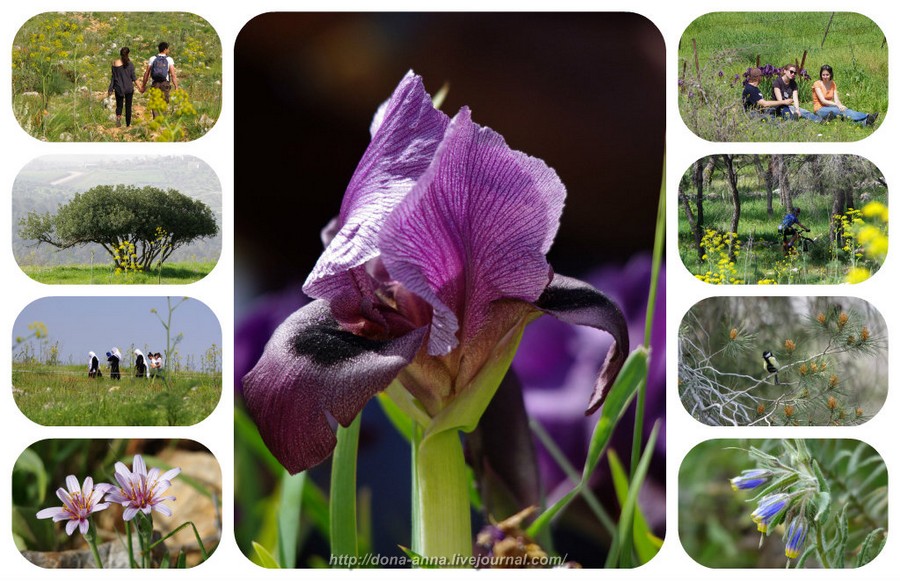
533, 273, 630, 413
243, 300, 427, 473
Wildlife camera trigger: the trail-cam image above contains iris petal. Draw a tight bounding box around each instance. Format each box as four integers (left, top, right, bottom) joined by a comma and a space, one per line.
243, 300, 427, 474
533, 274, 630, 413
304, 71, 450, 304
381, 107, 565, 355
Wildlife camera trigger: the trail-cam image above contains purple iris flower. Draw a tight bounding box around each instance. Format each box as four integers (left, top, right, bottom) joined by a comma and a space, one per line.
242, 71, 630, 475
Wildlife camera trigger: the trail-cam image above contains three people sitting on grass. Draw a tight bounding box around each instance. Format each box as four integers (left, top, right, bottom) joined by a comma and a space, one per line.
742, 64, 877, 126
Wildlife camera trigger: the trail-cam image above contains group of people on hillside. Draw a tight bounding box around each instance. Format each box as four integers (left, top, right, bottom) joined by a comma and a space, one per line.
87, 349, 164, 380
106, 41, 179, 128
742, 63, 877, 126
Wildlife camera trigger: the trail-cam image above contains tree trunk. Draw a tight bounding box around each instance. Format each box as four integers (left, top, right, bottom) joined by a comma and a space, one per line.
692, 158, 706, 261
754, 155, 775, 216
774, 154, 792, 212
722, 155, 741, 263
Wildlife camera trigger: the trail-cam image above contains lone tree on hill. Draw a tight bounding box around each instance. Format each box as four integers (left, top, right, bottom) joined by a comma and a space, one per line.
19, 184, 218, 271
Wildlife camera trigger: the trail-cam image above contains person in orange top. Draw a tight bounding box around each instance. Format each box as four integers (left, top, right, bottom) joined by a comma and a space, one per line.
812, 64, 877, 126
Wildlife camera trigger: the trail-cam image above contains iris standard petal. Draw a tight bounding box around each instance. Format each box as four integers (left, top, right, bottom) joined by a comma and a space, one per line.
381, 107, 565, 355
304, 71, 450, 303
533, 274, 630, 413
242, 300, 427, 474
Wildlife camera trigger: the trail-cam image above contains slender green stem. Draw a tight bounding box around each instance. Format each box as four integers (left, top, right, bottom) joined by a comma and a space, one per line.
816, 525, 832, 568
84, 520, 104, 569
529, 419, 616, 536
413, 429, 471, 562
623, 155, 665, 567
126, 519, 136, 568
330, 415, 361, 563
139, 512, 154, 568
149, 520, 210, 561
632, 156, 665, 475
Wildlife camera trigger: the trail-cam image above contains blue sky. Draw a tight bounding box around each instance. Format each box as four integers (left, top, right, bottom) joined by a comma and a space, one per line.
13, 297, 221, 368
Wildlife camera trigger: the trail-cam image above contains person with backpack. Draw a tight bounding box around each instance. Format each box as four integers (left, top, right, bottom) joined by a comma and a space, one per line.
107, 46, 137, 127
140, 41, 179, 111
779, 207, 810, 254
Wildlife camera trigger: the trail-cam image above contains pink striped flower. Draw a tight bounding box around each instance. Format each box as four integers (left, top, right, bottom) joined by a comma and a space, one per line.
105, 454, 181, 521
36, 475, 113, 536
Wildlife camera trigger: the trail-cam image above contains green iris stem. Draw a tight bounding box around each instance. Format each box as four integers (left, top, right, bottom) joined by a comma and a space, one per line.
412, 427, 471, 563
624, 155, 665, 566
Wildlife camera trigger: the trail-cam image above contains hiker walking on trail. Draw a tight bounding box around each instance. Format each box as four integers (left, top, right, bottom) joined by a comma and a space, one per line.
107, 46, 137, 127
140, 42, 179, 110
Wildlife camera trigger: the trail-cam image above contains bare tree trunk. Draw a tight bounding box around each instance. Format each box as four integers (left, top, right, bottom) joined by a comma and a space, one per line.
703, 156, 717, 190
722, 155, 741, 263
774, 154, 792, 212
693, 159, 706, 261
754, 155, 775, 216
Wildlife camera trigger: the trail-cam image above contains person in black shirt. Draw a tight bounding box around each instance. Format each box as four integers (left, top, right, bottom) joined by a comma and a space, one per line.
772, 64, 820, 122
742, 67, 792, 117
107, 47, 137, 127
108, 348, 121, 380
88, 351, 102, 378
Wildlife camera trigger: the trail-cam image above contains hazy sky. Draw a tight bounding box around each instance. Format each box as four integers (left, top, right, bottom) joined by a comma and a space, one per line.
13, 297, 221, 367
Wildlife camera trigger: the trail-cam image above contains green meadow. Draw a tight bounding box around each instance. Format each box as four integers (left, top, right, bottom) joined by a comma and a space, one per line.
678, 12, 887, 141
13, 363, 220, 426
21, 261, 217, 285
12, 12, 221, 142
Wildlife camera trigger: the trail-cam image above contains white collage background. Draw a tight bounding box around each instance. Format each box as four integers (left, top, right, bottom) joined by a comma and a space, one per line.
1, 1, 897, 580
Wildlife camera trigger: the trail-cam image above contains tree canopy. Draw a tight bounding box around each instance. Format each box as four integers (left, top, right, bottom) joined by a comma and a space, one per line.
19, 184, 219, 271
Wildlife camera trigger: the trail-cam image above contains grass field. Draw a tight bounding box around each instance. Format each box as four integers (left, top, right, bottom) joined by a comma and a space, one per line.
13, 363, 220, 426
12, 12, 221, 142
678, 12, 887, 141
21, 261, 217, 284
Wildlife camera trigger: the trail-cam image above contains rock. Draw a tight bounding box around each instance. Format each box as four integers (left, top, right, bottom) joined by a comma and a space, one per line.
20, 533, 165, 569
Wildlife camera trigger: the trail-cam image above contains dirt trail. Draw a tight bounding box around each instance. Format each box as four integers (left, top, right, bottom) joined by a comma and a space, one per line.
93, 91, 152, 141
